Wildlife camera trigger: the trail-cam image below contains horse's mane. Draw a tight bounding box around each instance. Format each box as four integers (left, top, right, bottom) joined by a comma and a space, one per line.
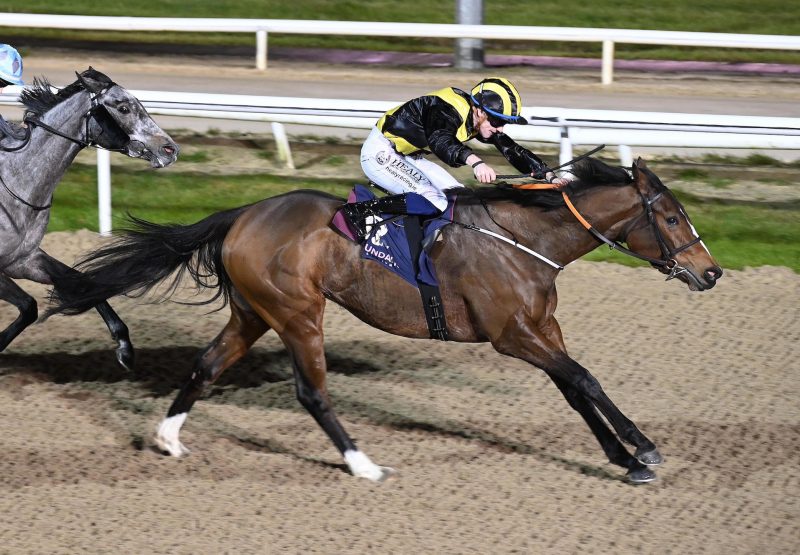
19, 68, 113, 118
461, 157, 633, 209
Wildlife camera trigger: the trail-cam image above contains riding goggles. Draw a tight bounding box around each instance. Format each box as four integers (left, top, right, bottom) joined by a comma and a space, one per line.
476, 99, 528, 127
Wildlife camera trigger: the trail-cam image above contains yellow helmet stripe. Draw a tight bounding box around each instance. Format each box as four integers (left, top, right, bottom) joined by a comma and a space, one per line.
478, 78, 521, 117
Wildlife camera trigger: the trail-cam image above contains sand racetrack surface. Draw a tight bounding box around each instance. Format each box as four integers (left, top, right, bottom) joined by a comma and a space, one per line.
0, 231, 797, 554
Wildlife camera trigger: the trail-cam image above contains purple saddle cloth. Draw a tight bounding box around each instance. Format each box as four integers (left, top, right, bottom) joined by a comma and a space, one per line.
331, 185, 456, 287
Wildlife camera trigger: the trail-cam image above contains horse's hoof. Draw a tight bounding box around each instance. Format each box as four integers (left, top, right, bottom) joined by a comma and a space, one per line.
376, 466, 399, 483
635, 446, 664, 466
116, 341, 135, 371
354, 465, 398, 483
154, 435, 190, 458
627, 466, 657, 484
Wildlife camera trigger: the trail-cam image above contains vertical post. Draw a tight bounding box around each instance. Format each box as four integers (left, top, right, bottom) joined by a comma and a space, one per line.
97, 148, 112, 236
454, 0, 484, 70
256, 30, 268, 71
601, 40, 615, 85
271, 122, 294, 169
618, 145, 633, 167
559, 125, 573, 167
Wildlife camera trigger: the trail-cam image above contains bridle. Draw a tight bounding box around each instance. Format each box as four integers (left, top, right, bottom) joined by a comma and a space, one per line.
516, 182, 703, 280
1, 83, 129, 211
23, 83, 129, 152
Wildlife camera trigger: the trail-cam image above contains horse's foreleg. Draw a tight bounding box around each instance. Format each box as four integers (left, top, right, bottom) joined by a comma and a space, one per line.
549, 377, 655, 483
280, 314, 396, 483
495, 321, 662, 480
0, 275, 38, 352
155, 297, 270, 457
540, 315, 654, 481
547, 354, 662, 467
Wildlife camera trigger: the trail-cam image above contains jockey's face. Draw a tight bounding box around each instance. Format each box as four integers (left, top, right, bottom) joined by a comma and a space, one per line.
473, 108, 505, 139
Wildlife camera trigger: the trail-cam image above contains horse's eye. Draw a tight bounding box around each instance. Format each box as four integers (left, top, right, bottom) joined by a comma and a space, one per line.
666, 216, 679, 225
118, 105, 131, 115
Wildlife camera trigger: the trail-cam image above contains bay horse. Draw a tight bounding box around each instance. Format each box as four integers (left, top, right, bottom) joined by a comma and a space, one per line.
0, 68, 178, 369
48, 157, 722, 484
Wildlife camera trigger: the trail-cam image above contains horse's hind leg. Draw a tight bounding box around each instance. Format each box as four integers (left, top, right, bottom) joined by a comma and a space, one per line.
94, 302, 134, 370
0, 275, 38, 352
24, 250, 135, 369
278, 310, 396, 482
155, 294, 270, 457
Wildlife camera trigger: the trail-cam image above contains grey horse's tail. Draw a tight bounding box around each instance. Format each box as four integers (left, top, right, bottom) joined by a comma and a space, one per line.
47, 205, 251, 317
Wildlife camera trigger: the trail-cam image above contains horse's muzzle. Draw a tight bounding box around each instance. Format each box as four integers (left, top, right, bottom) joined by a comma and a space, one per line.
131, 140, 180, 168
685, 265, 723, 291
157, 142, 180, 167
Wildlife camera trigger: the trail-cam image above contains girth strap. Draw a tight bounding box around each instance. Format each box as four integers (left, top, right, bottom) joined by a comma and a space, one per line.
404, 215, 449, 341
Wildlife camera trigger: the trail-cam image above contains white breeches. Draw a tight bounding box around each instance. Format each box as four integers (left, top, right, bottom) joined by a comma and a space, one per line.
360, 127, 463, 211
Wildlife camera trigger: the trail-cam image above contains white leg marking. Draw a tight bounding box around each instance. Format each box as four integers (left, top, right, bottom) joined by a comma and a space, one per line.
154, 413, 190, 457
344, 449, 396, 482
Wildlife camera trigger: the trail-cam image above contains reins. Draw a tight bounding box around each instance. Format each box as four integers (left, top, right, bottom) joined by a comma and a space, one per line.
0, 172, 52, 210
495, 144, 606, 180
0, 124, 32, 152
511, 180, 701, 279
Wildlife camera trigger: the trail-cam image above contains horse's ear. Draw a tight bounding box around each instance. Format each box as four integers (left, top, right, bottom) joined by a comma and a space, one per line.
631, 157, 650, 191
76, 67, 112, 93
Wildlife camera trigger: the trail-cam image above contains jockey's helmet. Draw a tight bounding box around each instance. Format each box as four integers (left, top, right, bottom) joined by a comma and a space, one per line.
470, 77, 527, 126
0, 44, 24, 86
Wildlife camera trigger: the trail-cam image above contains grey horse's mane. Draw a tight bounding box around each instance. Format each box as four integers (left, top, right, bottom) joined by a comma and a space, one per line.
19, 68, 113, 119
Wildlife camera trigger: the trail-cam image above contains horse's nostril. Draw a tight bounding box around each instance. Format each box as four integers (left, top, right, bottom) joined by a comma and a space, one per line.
704, 267, 723, 282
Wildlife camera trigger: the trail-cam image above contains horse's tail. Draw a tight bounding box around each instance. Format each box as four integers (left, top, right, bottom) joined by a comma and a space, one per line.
47, 205, 251, 317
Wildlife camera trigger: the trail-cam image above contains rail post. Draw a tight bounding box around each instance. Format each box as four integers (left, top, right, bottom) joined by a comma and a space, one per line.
559, 124, 573, 167
256, 29, 268, 70
97, 148, 112, 236
271, 122, 295, 169
618, 144, 633, 167
601, 40, 615, 85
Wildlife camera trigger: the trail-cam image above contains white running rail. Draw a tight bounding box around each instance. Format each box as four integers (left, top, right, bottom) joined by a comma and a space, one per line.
2, 87, 799, 234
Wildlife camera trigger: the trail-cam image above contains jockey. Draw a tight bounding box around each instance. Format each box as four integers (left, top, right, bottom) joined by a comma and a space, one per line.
0, 43, 24, 91
0, 44, 25, 141
343, 77, 569, 238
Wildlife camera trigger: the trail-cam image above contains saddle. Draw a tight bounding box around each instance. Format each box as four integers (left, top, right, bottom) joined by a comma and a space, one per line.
331, 185, 457, 340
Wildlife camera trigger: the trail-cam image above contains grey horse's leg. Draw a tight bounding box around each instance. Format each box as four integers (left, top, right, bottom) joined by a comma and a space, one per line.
0, 274, 38, 352
13, 249, 135, 369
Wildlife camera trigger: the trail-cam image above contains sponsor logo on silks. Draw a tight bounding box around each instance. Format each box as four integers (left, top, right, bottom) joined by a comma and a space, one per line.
364, 242, 395, 265
389, 159, 424, 182
364, 216, 396, 265
375, 150, 391, 166
370, 217, 389, 246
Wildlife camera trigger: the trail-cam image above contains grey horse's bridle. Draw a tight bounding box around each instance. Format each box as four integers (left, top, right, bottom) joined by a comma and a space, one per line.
23, 83, 129, 152
1, 84, 129, 211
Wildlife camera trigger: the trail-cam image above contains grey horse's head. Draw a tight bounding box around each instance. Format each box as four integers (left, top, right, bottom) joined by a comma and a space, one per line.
76, 68, 179, 168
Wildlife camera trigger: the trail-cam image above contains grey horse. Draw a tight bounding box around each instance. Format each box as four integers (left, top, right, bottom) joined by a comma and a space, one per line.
0, 67, 178, 368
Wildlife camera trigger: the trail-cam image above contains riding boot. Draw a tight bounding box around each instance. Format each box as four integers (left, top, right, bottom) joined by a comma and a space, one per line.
342, 192, 439, 240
